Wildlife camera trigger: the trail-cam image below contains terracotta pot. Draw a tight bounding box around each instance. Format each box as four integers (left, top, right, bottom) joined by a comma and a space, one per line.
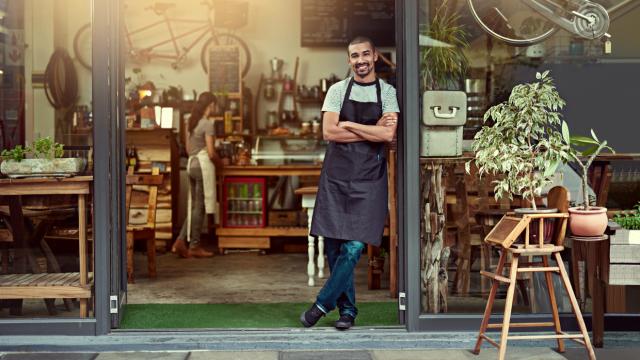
568, 206, 608, 237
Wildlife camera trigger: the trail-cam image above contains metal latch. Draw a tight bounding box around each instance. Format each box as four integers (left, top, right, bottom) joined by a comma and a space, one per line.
398, 292, 406, 311
109, 295, 118, 314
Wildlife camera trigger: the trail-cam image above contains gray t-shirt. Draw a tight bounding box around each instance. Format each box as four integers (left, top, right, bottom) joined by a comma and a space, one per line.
321, 77, 400, 114
188, 117, 215, 168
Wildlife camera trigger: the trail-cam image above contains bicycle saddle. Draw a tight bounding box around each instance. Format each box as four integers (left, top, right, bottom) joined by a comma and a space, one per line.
149, 2, 176, 15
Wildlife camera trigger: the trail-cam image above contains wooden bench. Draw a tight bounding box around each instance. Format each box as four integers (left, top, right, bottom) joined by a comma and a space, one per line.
0, 176, 93, 317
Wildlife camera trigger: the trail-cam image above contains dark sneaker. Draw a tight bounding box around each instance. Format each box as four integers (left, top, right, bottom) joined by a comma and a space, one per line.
334, 314, 355, 330
300, 304, 325, 327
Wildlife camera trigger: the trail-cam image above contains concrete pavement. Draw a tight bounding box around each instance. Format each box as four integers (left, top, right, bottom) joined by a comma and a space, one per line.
1, 348, 639, 359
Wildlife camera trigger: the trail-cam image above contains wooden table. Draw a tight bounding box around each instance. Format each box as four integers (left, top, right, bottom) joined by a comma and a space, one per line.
0, 176, 92, 317
222, 164, 322, 177
568, 234, 609, 348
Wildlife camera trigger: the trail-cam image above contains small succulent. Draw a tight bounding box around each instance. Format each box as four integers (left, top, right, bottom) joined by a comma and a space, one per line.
1, 137, 64, 162
31, 137, 64, 159
1, 145, 30, 162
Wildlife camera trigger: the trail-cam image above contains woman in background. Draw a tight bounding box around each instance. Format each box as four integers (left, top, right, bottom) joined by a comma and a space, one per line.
172, 92, 222, 258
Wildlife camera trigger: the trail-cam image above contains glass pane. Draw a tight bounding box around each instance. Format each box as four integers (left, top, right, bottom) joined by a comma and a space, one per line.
0, 0, 93, 319
418, 0, 640, 315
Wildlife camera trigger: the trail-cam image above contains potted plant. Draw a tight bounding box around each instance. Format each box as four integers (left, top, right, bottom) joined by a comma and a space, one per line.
0, 137, 86, 177
420, 0, 469, 91
467, 71, 572, 241
419, 0, 470, 157
566, 129, 615, 236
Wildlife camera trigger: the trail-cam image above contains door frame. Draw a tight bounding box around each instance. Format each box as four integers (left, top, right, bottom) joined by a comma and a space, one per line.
0, 0, 118, 336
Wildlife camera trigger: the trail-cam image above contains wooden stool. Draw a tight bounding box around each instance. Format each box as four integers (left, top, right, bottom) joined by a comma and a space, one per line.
473, 212, 595, 360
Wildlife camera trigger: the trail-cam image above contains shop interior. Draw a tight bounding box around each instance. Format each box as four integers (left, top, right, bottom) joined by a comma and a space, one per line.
2, 0, 640, 330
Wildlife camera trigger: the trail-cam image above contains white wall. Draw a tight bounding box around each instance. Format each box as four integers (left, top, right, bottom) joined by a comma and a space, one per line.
122, 0, 394, 129
24, 0, 91, 144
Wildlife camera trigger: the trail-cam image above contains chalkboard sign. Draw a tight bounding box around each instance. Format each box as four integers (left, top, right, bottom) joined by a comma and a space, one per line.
301, 0, 395, 48
208, 46, 241, 94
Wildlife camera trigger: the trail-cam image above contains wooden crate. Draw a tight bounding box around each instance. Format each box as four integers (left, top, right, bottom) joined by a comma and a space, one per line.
268, 210, 299, 227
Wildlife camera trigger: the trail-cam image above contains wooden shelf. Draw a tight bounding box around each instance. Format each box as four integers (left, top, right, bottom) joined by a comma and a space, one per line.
0, 272, 93, 299
216, 226, 309, 237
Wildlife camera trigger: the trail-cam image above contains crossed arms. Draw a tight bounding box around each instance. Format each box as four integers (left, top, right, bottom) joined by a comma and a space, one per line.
322, 111, 398, 143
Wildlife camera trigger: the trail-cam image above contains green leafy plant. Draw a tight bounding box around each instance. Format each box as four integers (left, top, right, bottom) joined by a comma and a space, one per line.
565, 128, 614, 210
1, 137, 64, 162
466, 71, 571, 210
1, 145, 30, 162
31, 136, 64, 159
420, 0, 469, 90
613, 202, 640, 230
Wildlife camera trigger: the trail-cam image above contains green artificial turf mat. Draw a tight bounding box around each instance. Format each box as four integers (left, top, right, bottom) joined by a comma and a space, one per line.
120, 302, 398, 329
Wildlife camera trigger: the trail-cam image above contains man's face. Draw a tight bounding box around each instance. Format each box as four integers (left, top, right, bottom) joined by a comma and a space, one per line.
347, 42, 377, 79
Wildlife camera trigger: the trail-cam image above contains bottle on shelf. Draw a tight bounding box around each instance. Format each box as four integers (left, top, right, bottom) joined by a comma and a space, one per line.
127, 146, 139, 171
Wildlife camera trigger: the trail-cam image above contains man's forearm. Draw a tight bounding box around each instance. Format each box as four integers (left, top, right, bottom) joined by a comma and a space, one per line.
341, 121, 394, 143
324, 126, 366, 143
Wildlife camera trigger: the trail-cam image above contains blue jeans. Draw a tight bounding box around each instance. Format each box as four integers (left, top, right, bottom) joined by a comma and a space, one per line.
315, 238, 365, 318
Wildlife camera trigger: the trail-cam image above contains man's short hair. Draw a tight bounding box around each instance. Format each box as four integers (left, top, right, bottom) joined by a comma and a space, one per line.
348, 36, 376, 51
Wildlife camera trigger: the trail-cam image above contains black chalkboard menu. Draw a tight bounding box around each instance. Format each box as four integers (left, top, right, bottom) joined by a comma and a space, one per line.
208, 46, 240, 94
301, 0, 395, 48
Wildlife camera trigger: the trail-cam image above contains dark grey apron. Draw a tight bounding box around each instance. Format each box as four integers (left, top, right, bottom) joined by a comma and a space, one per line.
310, 78, 387, 246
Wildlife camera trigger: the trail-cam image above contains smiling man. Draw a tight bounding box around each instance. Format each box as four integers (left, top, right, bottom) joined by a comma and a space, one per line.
300, 36, 400, 330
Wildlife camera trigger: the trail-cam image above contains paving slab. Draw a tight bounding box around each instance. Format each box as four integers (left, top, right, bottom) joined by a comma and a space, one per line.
95, 352, 188, 360
189, 351, 278, 360
279, 350, 372, 360
562, 348, 640, 360
371, 348, 567, 360
1, 354, 98, 360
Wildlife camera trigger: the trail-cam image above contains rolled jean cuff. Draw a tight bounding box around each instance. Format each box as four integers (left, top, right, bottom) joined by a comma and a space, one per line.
315, 302, 328, 314
340, 309, 356, 318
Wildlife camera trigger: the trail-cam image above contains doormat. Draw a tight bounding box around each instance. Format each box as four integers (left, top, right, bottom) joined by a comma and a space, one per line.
120, 302, 398, 329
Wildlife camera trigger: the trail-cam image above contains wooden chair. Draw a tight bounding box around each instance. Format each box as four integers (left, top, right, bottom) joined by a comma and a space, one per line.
473, 186, 595, 360
125, 167, 163, 283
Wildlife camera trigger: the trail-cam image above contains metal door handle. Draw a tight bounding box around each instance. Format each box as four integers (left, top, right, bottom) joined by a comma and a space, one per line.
431, 106, 459, 119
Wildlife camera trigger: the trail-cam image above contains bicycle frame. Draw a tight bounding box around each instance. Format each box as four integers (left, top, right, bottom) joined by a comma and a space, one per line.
124, 9, 215, 65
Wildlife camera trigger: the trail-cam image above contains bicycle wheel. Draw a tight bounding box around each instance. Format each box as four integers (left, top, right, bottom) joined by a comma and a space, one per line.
467, 0, 558, 46
73, 23, 92, 71
200, 33, 252, 78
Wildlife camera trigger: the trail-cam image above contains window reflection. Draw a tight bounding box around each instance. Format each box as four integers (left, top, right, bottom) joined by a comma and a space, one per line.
419, 0, 640, 314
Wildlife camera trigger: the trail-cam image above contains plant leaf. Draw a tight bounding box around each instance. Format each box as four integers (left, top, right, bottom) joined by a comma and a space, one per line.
590, 129, 600, 142
581, 145, 599, 156
561, 121, 570, 144
543, 160, 560, 177
570, 135, 599, 146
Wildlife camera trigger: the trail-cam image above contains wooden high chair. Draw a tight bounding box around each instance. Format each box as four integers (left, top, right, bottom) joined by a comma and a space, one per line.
472, 186, 595, 360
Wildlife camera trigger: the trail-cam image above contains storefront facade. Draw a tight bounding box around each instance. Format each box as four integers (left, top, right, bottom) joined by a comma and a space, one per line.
1, 0, 639, 337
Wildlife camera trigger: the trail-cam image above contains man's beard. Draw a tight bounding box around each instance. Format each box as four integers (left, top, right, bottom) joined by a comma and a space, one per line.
354, 62, 372, 77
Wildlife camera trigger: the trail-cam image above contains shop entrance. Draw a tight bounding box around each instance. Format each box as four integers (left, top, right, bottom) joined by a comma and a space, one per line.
108, 0, 402, 330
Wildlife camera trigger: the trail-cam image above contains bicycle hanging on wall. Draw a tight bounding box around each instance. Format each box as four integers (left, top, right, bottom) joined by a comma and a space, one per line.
465, 0, 621, 47
73, 0, 252, 77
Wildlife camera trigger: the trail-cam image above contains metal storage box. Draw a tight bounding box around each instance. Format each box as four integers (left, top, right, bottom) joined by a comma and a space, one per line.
420, 90, 467, 157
